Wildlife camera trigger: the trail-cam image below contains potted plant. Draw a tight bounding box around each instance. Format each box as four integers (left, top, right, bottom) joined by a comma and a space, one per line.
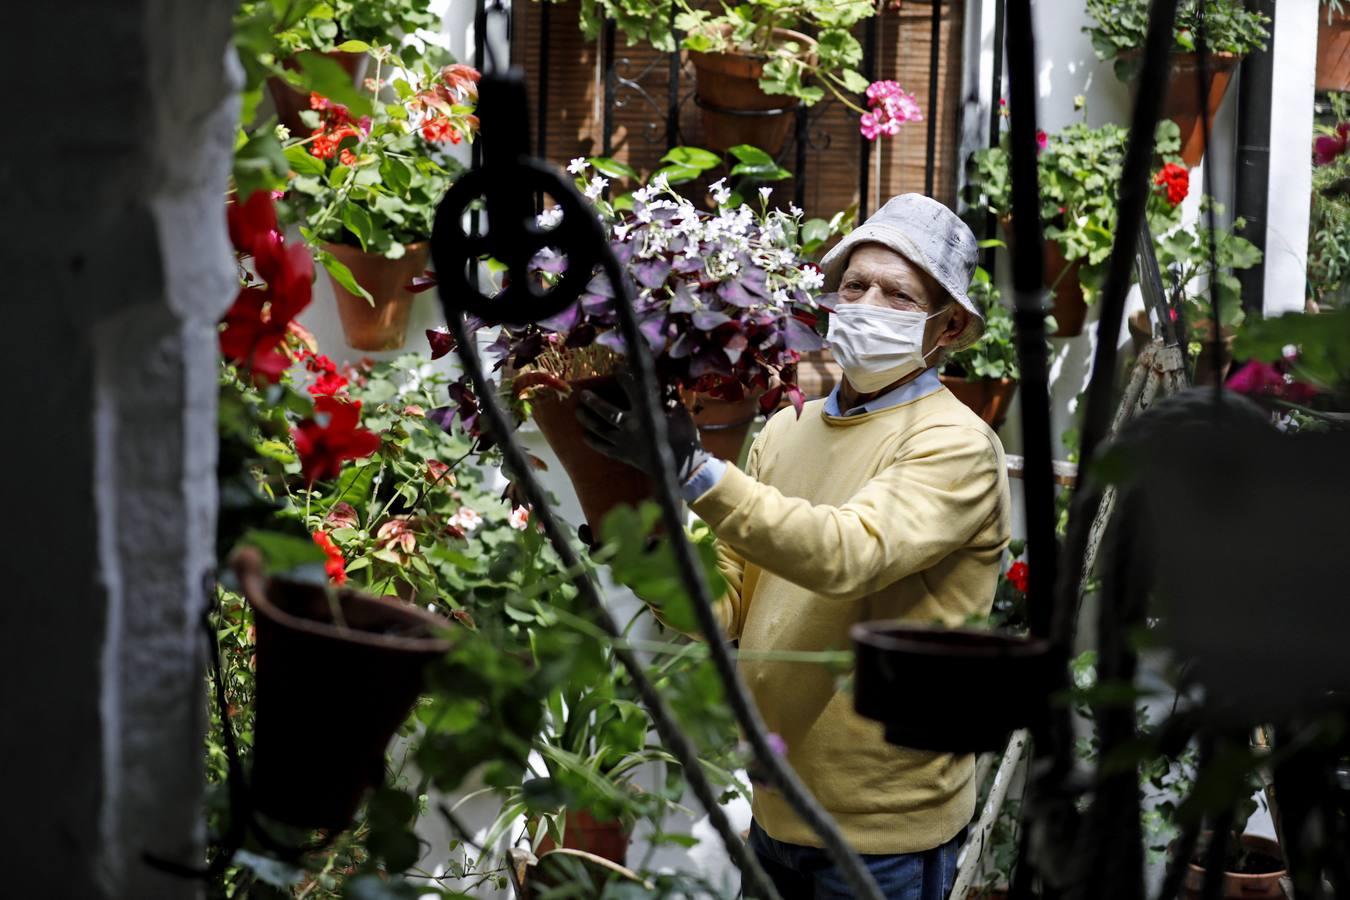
969, 118, 1187, 337
1318, 0, 1350, 92
1310, 103, 1350, 309
286, 55, 479, 351
1152, 199, 1262, 384
234, 0, 440, 135
1179, 832, 1287, 899
941, 267, 1020, 429
1084, 0, 1270, 166
456, 162, 838, 530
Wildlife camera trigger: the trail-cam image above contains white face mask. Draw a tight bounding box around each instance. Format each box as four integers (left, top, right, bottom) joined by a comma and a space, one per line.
825, 303, 941, 394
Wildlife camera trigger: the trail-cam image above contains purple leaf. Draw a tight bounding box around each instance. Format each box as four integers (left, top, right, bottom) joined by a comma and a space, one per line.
670, 283, 698, 313
585, 273, 615, 297
426, 328, 455, 359
581, 293, 613, 315
667, 332, 693, 359
718, 280, 758, 307
673, 255, 704, 275
690, 350, 733, 379
532, 248, 569, 274
538, 301, 581, 333
640, 314, 668, 352
611, 241, 634, 265
784, 317, 825, 352
634, 258, 672, 289
595, 329, 628, 354
693, 309, 731, 330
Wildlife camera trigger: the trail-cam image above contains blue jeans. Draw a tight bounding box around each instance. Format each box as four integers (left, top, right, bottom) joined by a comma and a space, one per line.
745, 820, 964, 900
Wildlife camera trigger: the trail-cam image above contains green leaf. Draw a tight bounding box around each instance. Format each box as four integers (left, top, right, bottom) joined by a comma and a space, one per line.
239, 530, 327, 572
730, 161, 791, 181
839, 69, 871, 93
660, 146, 722, 170
587, 156, 639, 179
801, 218, 833, 246
341, 203, 374, 251
316, 248, 373, 303
284, 143, 326, 178
334, 39, 370, 52
654, 163, 705, 185
728, 144, 775, 166
333, 459, 378, 509
292, 51, 372, 118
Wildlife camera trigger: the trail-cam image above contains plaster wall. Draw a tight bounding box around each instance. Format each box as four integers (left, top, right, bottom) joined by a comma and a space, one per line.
1, 1, 237, 894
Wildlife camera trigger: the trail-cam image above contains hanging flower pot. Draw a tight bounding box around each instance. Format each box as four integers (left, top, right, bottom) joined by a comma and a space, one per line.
1001, 217, 1087, 338
1180, 833, 1286, 899
267, 51, 366, 138
688, 27, 818, 155
686, 390, 763, 462
324, 241, 431, 352
233, 547, 452, 830
1147, 52, 1242, 168
1317, 6, 1350, 92
939, 376, 1019, 430
851, 623, 1055, 753
535, 809, 633, 865
523, 374, 655, 533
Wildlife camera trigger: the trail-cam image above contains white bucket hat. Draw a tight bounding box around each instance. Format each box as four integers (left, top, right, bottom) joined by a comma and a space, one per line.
819, 194, 983, 351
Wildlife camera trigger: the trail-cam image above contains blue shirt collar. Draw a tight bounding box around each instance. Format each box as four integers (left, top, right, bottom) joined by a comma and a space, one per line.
823, 367, 942, 417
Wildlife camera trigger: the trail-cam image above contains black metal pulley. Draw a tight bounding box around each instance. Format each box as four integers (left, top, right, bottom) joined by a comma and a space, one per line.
431, 68, 604, 326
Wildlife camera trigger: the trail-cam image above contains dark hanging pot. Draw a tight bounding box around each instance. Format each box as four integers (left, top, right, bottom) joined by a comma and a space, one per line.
1317, 7, 1350, 92
1135, 51, 1242, 168
267, 50, 366, 137
535, 809, 633, 865
939, 375, 1019, 430
1181, 833, 1286, 899
851, 623, 1056, 753
688, 27, 817, 155
524, 374, 655, 533
686, 390, 762, 462
234, 547, 452, 830
324, 241, 431, 351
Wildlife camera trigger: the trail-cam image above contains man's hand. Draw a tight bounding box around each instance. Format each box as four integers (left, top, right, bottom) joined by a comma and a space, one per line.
576, 375, 711, 485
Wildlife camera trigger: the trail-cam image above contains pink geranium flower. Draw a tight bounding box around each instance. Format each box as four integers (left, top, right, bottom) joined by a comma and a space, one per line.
859, 81, 923, 141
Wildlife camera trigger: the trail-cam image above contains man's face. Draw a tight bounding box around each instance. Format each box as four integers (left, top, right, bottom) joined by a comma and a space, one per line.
837, 244, 969, 356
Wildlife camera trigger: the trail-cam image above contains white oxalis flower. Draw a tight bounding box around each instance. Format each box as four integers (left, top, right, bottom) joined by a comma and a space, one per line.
584, 175, 609, 200
759, 186, 773, 202
567, 157, 588, 175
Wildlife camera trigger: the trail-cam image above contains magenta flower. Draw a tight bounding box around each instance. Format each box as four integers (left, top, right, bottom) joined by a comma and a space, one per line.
1227, 360, 1318, 404
1314, 122, 1349, 166
859, 81, 923, 141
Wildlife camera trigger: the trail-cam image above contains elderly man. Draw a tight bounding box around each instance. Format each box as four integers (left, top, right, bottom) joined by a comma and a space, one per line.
580, 194, 1011, 899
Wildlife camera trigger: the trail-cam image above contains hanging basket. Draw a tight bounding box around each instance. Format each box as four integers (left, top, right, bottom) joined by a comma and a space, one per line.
851, 623, 1056, 754
526, 374, 655, 533
1180, 833, 1286, 899
1316, 7, 1350, 92
324, 241, 430, 351
234, 547, 452, 830
939, 376, 1019, 429
688, 27, 817, 155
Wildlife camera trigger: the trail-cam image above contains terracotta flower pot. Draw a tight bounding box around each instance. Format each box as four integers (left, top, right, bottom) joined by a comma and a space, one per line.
851, 623, 1056, 753
688, 27, 817, 155
686, 391, 762, 462
535, 809, 632, 865
267, 50, 366, 137
527, 375, 654, 533
939, 376, 1018, 430
232, 547, 452, 830
1181, 833, 1286, 899
1138, 52, 1241, 168
325, 241, 430, 351
1317, 7, 1350, 92
1001, 217, 1087, 337
1128, 309, 1154, 357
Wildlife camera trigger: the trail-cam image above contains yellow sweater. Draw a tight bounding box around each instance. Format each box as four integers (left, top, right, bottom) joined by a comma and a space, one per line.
689, 386, 1011, 855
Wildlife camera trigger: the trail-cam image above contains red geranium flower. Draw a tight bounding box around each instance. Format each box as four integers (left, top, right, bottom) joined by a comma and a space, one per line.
1154, 163, 1189, 207
227, 190, 279, 258
1314, 123, 1350, 166
420, 115, 462, 144
292, 396, 382, 483
312, 530, 348, 586
1006, 560, 1030, 593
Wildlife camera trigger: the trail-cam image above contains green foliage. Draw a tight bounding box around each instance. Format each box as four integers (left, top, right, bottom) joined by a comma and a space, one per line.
1309, 131, 1350, 309
944, 265, 1021, 381
1235, 307, 1350, 405
1083, 0, 1271, 80
970, 119, 1186, 304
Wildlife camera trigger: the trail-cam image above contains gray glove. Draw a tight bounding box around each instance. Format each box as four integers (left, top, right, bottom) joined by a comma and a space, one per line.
576, 375, 710, 485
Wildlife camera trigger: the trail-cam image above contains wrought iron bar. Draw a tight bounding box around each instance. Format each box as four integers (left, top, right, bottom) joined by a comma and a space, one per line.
537, 0, 549, 163
667, 4, 680, 150
925, 0, 942, 198
983, 0, 1007, 275
602, 19, 616, 159
859, 14, 878, 218
794, 106, 808, 209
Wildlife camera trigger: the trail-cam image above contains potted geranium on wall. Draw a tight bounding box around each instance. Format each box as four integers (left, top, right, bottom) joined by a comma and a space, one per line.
287, 53, 479, 351
1084, 0, 1270, 166
970, 118, 1187, 337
